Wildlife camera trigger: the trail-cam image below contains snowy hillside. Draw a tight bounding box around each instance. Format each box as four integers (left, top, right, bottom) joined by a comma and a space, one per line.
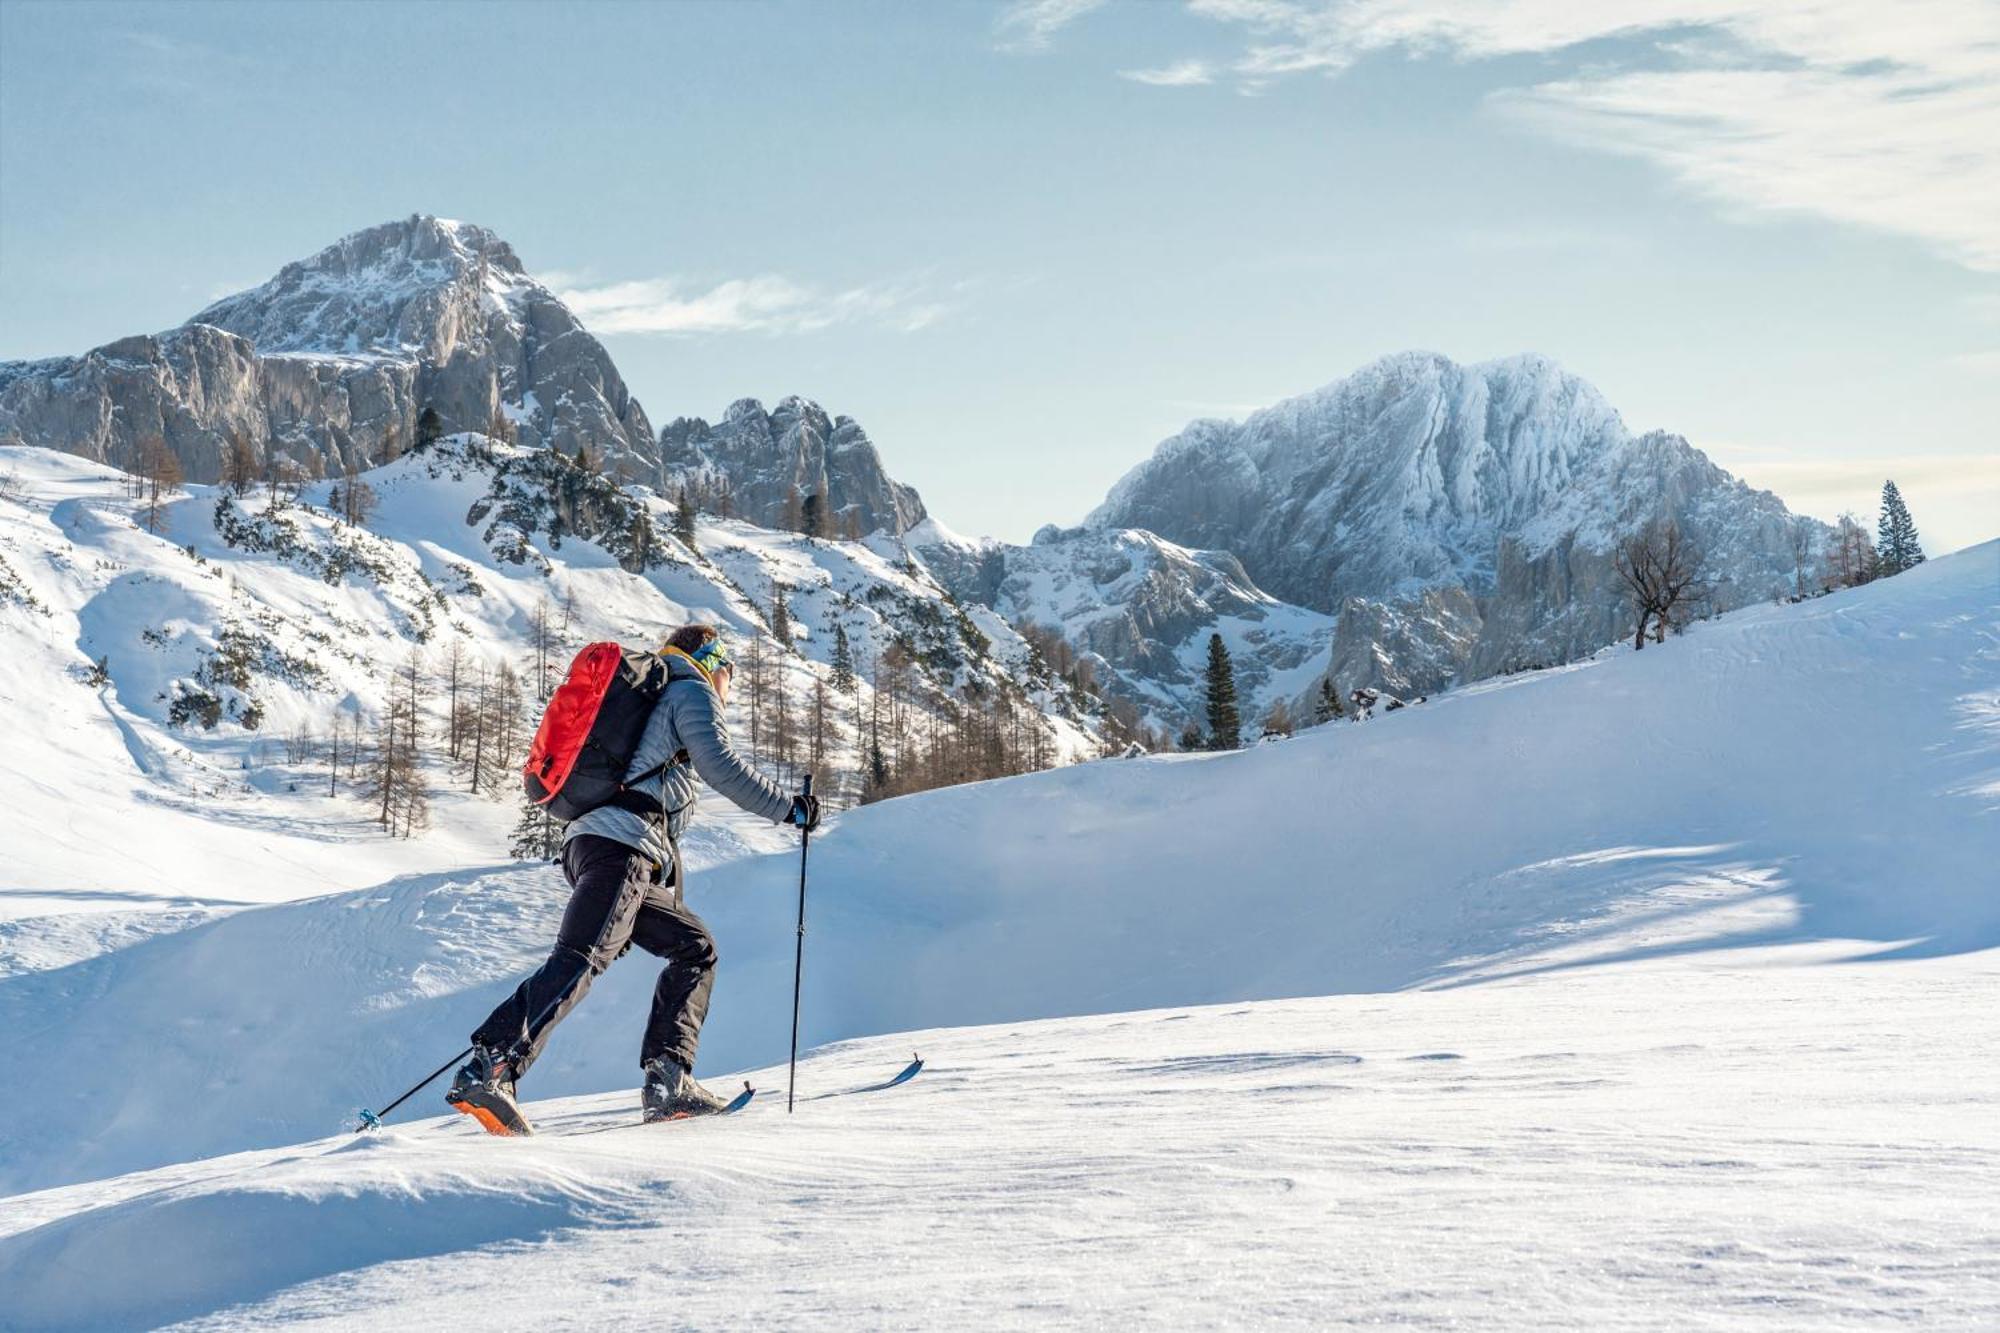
2, 528, 1991, 1200
1092, 351, 1830, 694
0, 441, 1097, 929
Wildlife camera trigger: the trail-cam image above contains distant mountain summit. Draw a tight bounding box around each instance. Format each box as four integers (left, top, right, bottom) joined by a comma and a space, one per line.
659, 395, 927, 537
1091, 351, 1826, 694
0, 215, 654, 483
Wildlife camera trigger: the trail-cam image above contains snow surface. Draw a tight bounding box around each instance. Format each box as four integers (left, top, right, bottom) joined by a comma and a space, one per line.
2, 452, 1995, 1325
2, 949, 1995, 1329
0, 443, 1092, 930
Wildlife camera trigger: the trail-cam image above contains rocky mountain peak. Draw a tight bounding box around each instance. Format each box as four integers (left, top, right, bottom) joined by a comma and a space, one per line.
1, 215, 655, 485
1091, 350, 1827, 696
658, 394, 927, 538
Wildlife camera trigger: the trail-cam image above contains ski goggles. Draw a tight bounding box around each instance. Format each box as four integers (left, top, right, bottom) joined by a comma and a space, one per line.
691, 637, 733, 677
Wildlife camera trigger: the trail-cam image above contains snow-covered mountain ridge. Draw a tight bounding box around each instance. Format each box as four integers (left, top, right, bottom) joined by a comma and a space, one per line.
909, 515, 1336, 731
1092, 350, 1830, 694
3, 217, 1850, 719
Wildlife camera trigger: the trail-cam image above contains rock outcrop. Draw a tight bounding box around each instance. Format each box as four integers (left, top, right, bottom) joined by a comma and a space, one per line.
910, 518, 1335, 730
658, 396, 927, 537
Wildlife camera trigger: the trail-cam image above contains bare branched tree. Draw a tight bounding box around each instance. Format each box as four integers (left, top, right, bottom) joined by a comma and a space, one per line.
1614, 520, 1711, 650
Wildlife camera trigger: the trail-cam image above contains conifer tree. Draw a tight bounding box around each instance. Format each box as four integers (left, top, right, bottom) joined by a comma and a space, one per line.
1875, 480, 1924, 575
770, 583, 791, 646
627, 505, 658, 572
831, 622, 857, 693
802, 490, 828, 540
1313, 675, 1345, 724
1203, 633, 1241, 750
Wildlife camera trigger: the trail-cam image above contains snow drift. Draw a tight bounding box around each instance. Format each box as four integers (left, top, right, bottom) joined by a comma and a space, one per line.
2, 538, 1993, 1199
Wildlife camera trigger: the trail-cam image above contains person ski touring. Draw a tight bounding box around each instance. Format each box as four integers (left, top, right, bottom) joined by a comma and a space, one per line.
448, 624, 820, 1135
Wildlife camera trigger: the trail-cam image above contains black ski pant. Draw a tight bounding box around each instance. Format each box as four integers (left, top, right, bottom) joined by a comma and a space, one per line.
472, 834, 717, 1080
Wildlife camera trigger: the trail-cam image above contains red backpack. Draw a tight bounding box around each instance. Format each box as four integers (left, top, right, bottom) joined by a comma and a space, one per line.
522, 642, 672, 822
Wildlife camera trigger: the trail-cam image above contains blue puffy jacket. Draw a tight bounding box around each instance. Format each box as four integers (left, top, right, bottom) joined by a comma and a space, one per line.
563, 651, 793, 872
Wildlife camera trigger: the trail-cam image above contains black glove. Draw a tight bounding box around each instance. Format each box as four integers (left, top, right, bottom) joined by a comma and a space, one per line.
788, 793, 821, 832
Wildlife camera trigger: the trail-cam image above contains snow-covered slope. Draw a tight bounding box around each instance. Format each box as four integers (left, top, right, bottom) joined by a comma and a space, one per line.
911, 515, 1336, 733
0, 216, 655, 483
1092, 351, 1831, 694
0, 441, 1097, 927
5, 949, 1995, 1330
3, 531, 1991, 1201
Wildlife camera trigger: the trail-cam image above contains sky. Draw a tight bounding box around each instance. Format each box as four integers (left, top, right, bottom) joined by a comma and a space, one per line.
1, 0, 1996, 553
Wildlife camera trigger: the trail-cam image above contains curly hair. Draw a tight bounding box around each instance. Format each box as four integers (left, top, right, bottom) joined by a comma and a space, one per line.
663, 623, 721, 656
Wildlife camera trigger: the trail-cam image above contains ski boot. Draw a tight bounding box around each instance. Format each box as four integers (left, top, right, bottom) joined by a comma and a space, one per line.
642, 1056, 730, 1122
446, 1044, 534, 1137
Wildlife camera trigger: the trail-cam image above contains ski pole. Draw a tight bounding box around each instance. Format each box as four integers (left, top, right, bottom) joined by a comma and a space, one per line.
787, 771, 814, 1113
356, 1045, 472, 1132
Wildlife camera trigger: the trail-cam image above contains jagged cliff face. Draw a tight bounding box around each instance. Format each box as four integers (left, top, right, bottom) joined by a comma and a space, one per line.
0, 216, 654, 484
658, 396, 927, 537
910, 519, 1335, 731
1092, 352, 1827, 695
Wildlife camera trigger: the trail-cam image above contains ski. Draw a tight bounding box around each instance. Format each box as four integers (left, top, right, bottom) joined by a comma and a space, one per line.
810, 1053, 924, 1101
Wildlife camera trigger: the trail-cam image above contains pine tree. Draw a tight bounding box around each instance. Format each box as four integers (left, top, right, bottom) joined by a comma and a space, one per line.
770, 583, 791, 646
1203, 633, 1241, 750
1313, 675, 1345, 724
831, 623, 857, 693
674, 488, 698, 552
802, 490, 828, 540
1876, 480, 1924, 575
627, 505, 658, 572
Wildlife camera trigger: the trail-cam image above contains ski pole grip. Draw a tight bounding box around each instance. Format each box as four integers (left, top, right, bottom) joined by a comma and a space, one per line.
802, 771, 813, 797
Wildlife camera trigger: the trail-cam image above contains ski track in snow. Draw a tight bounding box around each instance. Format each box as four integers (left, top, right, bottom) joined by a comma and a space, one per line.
2, 950, 1996, 1330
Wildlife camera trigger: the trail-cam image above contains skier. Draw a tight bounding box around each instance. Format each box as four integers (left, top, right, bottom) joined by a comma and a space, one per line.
448, 624, 820, 1135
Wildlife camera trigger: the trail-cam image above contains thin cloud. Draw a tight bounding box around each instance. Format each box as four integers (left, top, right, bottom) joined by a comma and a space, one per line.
1121, 59, 1217, 86
1948, 350, 2000, 376
549, 273, 955, 337
996, 0, 1108, 52
1137, 2, 2000, 273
